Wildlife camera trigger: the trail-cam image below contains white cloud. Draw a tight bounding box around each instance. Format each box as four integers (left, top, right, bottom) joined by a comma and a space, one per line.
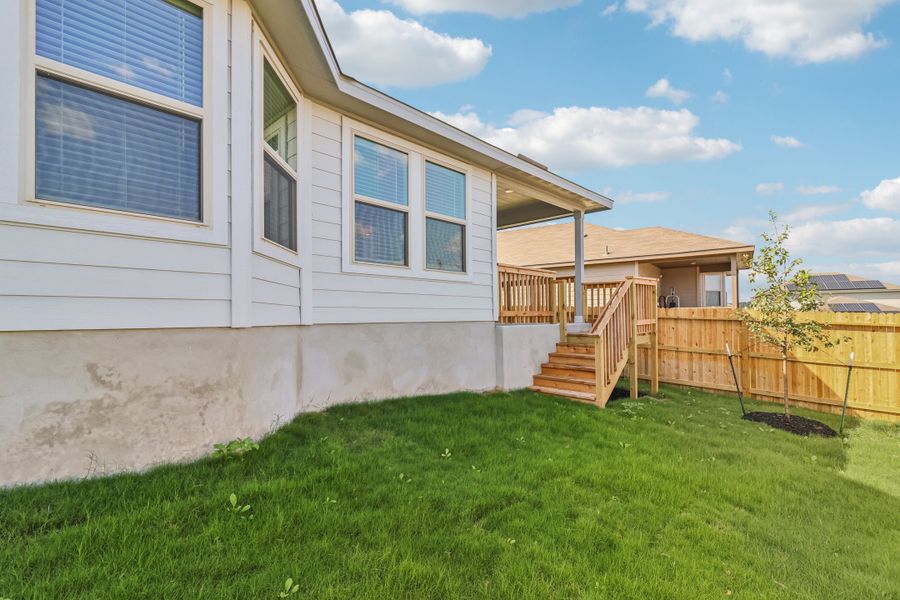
722, 225, 755, 244
711, 90, 729, 103
788, 217, 900, 257
318, 0, 491, 88
782, 203, 850, 222
602, 3, 619, 16
755, 182, 784, 195
624, 0, 893, 63
645, 78, 691, 104
606, 189, 670, 204
771, 134, 806, 148
722, 68, 733, 83
430, 106, 740, 170
796, 185, 841, 196
388, 0, 580, 17
860, 177, 900, 212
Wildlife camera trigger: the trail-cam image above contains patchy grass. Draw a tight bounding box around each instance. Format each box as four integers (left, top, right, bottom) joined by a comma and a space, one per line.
1, 385, 898, 599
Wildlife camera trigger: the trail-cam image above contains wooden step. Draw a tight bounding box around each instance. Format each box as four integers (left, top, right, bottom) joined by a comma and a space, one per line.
528, 385, 597, 404
556, 343, 594, 355
533, 374, 596, 393
565, 333, 596, 346
547, 352, 594, 367
540, 363, 595, 381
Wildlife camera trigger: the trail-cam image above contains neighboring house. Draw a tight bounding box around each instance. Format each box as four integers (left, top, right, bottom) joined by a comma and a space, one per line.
806, 274, 900, 313
0, 0, 612, 485
498, 223, 755, 308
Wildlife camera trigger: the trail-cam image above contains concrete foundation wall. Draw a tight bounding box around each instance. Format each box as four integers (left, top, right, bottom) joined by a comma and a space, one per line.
1, 321, 552, 486
494, 324, 560, 390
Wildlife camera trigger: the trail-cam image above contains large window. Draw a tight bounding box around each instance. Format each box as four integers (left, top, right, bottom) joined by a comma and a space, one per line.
261, 59, 297, 251
702, 273, 732, 307
34, 0, 204, 221
424, 161, 466, 272
352, 136, 408, 266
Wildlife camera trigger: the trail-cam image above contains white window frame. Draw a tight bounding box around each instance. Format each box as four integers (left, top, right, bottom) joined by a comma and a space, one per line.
5, 0, 229, 246
252, 31, 303, 266
341, 116, 474, 282
700, 271, 728, 307
423, 158, 468, 274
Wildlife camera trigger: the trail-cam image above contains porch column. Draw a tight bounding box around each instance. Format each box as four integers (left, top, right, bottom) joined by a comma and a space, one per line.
574, 210, 585, 322
730, 254, 740, 308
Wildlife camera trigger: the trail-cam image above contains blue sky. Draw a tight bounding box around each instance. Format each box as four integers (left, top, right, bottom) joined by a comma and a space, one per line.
318, 0, 900, 285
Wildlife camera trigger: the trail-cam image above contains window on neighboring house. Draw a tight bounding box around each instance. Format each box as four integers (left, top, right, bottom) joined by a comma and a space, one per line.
34, 0, 204, 221
424, 161, 466, 272
353, 136, 408, 266
702, 273, 730, 307
262, 59, 297, 251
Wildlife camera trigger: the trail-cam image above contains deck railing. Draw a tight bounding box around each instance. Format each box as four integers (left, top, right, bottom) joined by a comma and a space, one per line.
555, 277, 622, 323
497, 264, 558, 323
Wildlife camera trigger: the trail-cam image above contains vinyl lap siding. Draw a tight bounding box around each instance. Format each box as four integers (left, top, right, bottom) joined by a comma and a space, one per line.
309, 104, 495, 324
0, 223, 231, 330
250, 254, 300, 326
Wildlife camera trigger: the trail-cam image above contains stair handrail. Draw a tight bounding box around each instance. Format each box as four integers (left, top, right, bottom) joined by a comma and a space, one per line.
589, 278, 633, 335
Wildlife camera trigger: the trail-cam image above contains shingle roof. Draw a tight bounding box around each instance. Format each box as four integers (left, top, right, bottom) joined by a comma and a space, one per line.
497, 222, 754, 267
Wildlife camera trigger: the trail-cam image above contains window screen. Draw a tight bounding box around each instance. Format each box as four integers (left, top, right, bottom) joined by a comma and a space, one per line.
426, 218, 464, 272
36, 0, 204, 106
354, 202, 407, 266
425, 161, 465, 219
264, 155, 297, 251
35, 75, 201, 220
354, 137, 407, 206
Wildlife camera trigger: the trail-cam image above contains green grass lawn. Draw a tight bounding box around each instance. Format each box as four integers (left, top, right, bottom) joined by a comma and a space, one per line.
2, 385, 898, 599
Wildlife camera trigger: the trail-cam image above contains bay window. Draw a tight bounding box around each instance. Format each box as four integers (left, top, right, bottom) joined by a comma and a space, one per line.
261, 59, 298, 251
34, 0, 204, 221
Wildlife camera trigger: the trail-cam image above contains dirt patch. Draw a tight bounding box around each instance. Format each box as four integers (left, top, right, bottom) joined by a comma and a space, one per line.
743, 411, 837, 437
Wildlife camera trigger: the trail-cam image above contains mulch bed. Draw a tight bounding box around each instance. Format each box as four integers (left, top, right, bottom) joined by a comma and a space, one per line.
742, 411, 837, 437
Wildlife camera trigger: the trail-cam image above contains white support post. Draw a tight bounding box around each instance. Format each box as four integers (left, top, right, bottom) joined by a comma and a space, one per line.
574, 210, 585, 323
730, 254, 739, 309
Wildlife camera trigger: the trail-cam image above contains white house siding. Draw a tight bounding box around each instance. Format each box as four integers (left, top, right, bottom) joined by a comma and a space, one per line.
250, 253, 301, 326
309, 104, 496, 324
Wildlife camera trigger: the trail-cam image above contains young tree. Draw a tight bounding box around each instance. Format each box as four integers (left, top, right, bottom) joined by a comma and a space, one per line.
738, 211, 840, 417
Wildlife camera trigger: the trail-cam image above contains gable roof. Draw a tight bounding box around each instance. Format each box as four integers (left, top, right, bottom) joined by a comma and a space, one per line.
498, 222, 755, 268
248, 0, 611, 218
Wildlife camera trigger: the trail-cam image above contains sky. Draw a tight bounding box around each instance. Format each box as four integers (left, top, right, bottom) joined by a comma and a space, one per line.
315, 0, 900, 290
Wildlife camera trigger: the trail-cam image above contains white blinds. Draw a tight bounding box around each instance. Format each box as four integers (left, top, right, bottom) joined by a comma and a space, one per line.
425, 161, 465, 219
354, 137, 408, 206
35, 75, 202, 220
36, 0, 204, 106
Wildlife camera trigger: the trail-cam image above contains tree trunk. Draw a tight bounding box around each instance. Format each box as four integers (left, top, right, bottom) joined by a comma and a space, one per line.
782, 340, 790, 418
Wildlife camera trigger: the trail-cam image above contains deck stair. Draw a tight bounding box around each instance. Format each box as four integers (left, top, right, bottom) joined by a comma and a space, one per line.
529, 276, 659, 407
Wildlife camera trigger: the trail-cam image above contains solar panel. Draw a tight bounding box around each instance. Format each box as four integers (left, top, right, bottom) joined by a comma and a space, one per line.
830, 302, 882, 313
808, 274, 885, 291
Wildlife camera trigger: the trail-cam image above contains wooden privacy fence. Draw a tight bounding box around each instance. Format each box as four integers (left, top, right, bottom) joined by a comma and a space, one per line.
637, 308, 900, 421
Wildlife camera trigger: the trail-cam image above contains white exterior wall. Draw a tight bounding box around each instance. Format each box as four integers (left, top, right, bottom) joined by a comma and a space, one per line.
0, 0, 497, 332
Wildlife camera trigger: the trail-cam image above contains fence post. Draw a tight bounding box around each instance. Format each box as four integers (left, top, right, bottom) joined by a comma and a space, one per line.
738, 316, 752, 400
650, 291, 659, 396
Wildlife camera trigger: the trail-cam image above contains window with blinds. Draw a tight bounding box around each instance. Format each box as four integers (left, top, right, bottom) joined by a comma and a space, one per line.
33, 0, 204, 220
424, 161, 466, 272
353, 136, 409, 266
262, 58, 298, 251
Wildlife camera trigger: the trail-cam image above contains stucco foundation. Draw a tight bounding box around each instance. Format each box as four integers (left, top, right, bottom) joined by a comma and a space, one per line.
0, 321, 554, 486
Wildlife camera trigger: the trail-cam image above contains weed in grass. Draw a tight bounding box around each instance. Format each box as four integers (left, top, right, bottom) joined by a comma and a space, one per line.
278, 577, 300, 597
212, 437, 260, 460
226, 493, 253, 519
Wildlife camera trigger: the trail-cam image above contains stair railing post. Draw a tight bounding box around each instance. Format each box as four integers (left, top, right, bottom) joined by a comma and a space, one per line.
595, 332, 606, 407
650, 282, 659, 395
629, 279, 639, 399
557, 280, 567, 341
